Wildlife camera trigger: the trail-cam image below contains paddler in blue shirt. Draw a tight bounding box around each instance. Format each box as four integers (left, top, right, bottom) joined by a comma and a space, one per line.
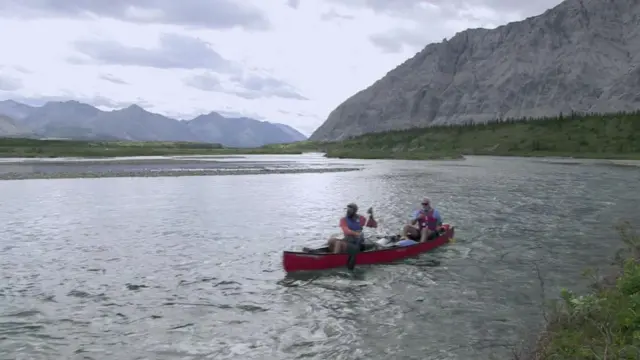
327, 203, 378, 253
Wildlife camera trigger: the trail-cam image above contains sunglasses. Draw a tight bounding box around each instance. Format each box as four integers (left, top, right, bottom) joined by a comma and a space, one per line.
421, 203, 430, 206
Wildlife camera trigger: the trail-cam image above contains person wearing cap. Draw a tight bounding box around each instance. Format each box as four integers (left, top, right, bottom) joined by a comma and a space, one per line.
327, 203, 378, 253
401, 197, 443, 242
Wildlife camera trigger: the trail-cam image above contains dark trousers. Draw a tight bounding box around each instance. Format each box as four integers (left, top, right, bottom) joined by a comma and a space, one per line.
344, 235, 365, 253
344, 235, 363, 270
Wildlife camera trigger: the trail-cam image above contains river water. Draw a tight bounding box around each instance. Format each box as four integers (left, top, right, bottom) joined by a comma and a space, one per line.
1, 155, 639, 360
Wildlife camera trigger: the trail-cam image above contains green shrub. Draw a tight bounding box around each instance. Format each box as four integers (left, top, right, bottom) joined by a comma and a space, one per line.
525, 222, 640, 359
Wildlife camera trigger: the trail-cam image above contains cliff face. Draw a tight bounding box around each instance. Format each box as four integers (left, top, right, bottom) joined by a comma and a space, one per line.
310, 0, 640, 141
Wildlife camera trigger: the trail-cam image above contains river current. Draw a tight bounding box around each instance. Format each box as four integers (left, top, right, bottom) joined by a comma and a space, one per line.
1, 155, 639, 360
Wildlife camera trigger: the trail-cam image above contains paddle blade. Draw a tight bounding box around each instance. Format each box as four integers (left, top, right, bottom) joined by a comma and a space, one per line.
449, 238, 456, 244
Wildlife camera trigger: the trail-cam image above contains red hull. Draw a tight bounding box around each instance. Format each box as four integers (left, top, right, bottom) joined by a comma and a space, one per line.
282, 224, 454, 273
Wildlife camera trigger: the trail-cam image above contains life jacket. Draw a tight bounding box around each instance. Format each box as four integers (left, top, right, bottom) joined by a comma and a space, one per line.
418, 210, 439, 231
344, 215, 365, 242
345, 215, 363, 232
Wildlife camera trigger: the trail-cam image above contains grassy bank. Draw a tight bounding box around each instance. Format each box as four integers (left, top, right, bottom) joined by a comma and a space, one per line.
324, 149, 464, 160
520, 222, 640, 359
0, 138, 303, 158
306, 110, 640, 160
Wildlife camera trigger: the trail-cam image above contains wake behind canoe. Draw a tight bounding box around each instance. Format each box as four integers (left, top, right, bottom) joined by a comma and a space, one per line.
282, 224, 455, 273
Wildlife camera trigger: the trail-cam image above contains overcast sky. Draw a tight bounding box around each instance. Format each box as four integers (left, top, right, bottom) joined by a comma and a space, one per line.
0, 0, 563, 135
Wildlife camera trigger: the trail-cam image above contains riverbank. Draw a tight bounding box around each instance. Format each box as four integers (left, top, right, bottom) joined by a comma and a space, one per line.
517, 222, 640, 359
0, 155, 362, 180
304, 110, 640, 161
0, 167, 361, 180
0, 138, 304, 158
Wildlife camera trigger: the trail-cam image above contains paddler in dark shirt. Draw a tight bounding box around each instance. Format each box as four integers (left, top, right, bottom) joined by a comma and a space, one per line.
327, 203, 378, 253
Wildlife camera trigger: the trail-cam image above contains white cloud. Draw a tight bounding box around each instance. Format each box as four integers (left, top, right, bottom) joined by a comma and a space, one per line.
0, 0, 269, 30
0, 74, 22, 91
99, 73, 129, 85
0, 0, 563, 136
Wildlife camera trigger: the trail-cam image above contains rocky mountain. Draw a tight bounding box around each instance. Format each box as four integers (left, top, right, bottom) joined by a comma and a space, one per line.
310, 0, 640, 141
0, 100, 307, 146
0, 100, 33, 120
0, 114, 28, 137
186, 113, 305, 148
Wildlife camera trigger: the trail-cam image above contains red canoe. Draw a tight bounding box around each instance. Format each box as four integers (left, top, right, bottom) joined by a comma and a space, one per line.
282, 224, 455, 273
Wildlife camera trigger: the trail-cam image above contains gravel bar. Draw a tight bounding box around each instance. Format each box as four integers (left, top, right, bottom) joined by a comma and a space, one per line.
0, 167, 362, 180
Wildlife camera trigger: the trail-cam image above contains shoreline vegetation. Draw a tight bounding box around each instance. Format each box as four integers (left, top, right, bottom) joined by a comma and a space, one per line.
1, 110, 639, 160
307, 110, 640, 161
514, 222, 640, 359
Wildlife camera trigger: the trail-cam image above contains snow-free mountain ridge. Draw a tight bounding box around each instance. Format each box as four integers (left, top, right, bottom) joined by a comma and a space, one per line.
0, 100, 307, 147
310, 0, 640, 141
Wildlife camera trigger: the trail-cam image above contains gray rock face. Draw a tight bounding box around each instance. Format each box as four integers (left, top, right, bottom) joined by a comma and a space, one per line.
0, 114, 28, 137
187, 113, 305, 148
0, 100, 34, 120
0, 100, 307, 147
310, 0, 640, 141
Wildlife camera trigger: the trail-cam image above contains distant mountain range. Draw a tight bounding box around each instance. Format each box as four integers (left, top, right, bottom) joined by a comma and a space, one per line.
0, 100, 307, 147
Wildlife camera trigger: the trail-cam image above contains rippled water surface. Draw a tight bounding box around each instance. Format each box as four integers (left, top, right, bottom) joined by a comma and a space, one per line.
1, 155, 639, 360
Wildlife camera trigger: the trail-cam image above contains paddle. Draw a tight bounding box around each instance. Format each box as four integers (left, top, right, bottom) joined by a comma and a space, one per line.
346, 207, 374, 271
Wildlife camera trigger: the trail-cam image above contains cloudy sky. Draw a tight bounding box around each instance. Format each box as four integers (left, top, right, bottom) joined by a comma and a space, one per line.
0, 0, 562, 135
